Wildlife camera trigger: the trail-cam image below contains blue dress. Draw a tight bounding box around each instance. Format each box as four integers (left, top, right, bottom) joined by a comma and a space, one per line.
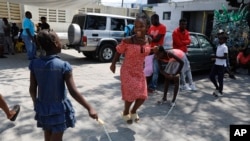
29, 55, 76, 133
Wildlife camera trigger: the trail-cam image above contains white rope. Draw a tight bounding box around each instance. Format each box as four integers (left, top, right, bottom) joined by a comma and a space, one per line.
144, 77, 180, 139
97, 119, 113, 141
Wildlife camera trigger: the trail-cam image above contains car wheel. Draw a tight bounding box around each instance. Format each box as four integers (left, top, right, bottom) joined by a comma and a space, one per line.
82, 51, 95, 59
68, 23, 81, 44
98, 44, 115, 62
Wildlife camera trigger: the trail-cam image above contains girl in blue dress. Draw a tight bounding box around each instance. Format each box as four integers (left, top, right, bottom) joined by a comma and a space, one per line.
29, 30, 98, 141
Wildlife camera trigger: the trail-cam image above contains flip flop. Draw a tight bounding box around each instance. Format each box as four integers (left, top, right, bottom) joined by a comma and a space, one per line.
10, 105, 20, 121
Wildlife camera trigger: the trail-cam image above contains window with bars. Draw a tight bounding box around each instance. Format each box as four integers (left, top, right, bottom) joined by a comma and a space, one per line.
0, 2, 20, 22
79, 8, 85, 13
94, 8, 100, 13
87, 8, 93, 13
130, 13, 136, 18
38, 8, 66, 23
58, 10, 66, 22
163, 12, 171, 20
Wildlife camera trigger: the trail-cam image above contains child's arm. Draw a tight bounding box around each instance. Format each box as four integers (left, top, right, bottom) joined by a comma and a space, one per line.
110, 52, 121, 73
29, 72, 37, 106
64, 72, 98, 120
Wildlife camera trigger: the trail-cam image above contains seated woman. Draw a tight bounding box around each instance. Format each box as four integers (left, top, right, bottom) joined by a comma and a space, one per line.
236, 48, 250, 75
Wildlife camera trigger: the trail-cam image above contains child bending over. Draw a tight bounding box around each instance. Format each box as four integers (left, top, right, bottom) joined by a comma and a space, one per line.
154, 46, 185, 107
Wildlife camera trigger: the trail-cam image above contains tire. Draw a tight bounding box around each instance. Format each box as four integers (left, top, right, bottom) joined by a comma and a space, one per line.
82, 51, 95, 59
68, 23, 81, 44
98, 44, 115, 62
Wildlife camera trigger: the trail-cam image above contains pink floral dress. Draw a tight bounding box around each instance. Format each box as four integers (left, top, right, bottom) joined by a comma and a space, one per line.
116, 40, 151, 102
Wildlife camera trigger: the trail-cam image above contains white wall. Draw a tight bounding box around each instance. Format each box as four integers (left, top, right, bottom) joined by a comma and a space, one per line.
153, 0, 236, 32
22, 5, 139, 32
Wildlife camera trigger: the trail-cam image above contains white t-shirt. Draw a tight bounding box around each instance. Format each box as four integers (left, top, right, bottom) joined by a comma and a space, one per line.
215, 43, 228, 66
0, 19, 4, 34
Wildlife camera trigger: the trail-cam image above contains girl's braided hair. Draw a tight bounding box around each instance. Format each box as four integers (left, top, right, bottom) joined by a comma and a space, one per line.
135, 12, 150, 27
36, 30, 61, 52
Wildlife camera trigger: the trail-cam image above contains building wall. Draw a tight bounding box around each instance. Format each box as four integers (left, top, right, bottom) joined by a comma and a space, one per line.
153, 0, 235, 33
23, 4, 139, 32
1, 2, 139, 33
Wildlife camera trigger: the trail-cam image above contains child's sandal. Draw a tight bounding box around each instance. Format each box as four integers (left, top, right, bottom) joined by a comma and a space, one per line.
131, 113, 140, 123
121, 113, 133, 124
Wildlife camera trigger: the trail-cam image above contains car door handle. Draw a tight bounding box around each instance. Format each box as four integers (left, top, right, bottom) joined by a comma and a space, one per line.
92, 34, 98, 37
111, 33, 123, 36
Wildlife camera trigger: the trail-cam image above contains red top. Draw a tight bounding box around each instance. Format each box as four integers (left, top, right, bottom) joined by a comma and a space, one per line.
148, 23, 167, 47
237, 52, 250, 65
172, 27, 191, 53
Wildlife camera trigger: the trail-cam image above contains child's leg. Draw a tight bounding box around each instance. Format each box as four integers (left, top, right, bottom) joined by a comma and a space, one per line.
180, 71, 186, 86
130, 99, 145, 114
186, 69, 194, 85
44, 130, 64, 141
124, 101, 133, 115
217, 66, 225, 94
0, 94, 11, 118
172, 76, 180, 103
209, 65, 219, 90
163, 78, 170, 100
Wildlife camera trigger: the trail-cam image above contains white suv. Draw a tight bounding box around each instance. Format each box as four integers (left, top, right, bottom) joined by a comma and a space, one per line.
67, 13, 135, 62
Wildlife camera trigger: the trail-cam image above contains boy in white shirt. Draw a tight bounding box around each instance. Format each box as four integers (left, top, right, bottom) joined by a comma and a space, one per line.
209, 32, 228, 96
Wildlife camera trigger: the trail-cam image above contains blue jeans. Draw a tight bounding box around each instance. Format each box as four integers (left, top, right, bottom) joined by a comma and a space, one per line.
149, 57, 159, 90
180, 69, 193, 86
22, 35, 36, 60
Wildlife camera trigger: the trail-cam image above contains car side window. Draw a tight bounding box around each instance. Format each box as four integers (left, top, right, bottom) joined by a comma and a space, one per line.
189, 35, 199, 48
86, 15, 106, 30
197, 35, 212, 48
111, 18, 125, 31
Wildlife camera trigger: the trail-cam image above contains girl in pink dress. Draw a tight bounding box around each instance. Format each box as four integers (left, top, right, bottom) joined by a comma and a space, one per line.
110, 15, 151, 124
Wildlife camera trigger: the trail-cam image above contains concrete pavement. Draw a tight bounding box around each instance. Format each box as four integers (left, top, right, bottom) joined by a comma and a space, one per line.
1, 49, 250, 141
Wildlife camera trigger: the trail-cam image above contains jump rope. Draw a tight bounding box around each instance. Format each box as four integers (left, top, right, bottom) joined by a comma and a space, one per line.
97, 118, 113, 141
97, 75, 180, 141
144, 74, 180, 139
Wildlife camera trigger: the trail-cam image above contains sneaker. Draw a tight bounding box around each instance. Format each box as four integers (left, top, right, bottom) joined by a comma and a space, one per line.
170, 102, 176, 107
181, 84, 191, 91
217, 92, 223, 97
213, 90, 219, 97
229, 74, 236, 79
189, 84, 197, 91
148, 88, 157, 94
148, 88, 155, 93
157, 99, 167, 104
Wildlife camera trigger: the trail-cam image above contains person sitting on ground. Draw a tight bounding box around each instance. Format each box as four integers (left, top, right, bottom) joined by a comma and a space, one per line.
154, 46, 184, 107
236, 47, 250, 75
0, 93, 20, 121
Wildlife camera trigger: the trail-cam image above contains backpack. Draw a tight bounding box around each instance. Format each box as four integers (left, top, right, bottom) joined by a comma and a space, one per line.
125, 25, 134, 37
